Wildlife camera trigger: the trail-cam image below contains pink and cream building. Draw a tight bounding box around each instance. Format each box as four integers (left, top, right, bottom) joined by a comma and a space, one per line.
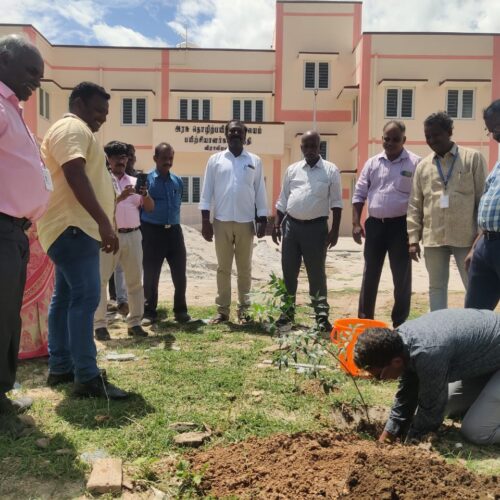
2, 0, 500, 234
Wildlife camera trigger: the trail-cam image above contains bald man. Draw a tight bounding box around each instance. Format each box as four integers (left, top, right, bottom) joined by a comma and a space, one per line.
273, 131, 342, 332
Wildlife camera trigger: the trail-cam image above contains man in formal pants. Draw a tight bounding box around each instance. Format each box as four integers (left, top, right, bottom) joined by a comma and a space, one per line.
94, 141, 154, 340
272, 131, 342, 332
352, 121, 420, 327
0, 35, 50, 418
141, 143, 191, 324
199, 120, 268, 324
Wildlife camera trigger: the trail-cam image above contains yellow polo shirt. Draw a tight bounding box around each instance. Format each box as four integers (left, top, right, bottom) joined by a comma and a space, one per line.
37, 113, 115, 252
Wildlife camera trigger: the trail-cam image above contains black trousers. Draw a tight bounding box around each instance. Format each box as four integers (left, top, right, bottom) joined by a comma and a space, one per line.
0, 218, 29, 394
281, 217, 329, 321
358, 216, 411, 327
141, 222, 187, 318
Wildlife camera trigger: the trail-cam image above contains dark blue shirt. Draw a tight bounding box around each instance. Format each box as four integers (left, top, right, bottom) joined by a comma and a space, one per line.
140, 169, 183, 225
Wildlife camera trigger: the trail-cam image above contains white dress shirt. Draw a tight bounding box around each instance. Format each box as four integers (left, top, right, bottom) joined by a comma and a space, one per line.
198, 148, 268, 222
276, 157, 343, 220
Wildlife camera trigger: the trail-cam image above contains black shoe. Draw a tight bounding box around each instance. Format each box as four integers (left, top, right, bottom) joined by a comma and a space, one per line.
317, 320, 333, 339
47, 372, 74, 387
0, 394, 33, 415
275, 313, 293, 331
73, 373, 129, 400
128, 325, 148, 337
117, 302, 129, 317
175, 312, 192, 323
142, 313, 157, 326
95, 327, 111, 341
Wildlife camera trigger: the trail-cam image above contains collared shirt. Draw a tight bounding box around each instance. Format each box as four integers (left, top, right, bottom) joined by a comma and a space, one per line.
114, 173, 142, 229
140, 169, 183, 226
37, 113, 115, 252
407, 144, 487, 247
477, 161, 500, 232
352, 149, 420, 219
198, 148, 268, 223
385, 309, 500, 440
276, 157, 342, 219
0, 81, 50, 221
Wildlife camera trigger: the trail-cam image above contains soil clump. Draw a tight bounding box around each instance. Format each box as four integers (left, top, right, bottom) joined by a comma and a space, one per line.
189, 431, 499, 499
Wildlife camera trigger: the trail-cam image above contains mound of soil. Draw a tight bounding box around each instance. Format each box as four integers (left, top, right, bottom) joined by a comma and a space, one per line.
190, 431, 499, 499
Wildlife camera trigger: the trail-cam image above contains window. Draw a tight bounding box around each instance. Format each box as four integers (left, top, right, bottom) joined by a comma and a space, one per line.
39, 88, 50, 119
122, 98, 147, 125
385, 88, 414, 119
319, 140, 328, 160
179, 99, 211, 120
446, 89, 474, 119
304, 62, 330, 90
232, 99, 264, 122
352, 95, 358, 125
180, 176, 202, 204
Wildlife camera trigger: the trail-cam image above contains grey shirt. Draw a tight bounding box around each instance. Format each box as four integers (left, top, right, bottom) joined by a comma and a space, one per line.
385, 309, 500, 439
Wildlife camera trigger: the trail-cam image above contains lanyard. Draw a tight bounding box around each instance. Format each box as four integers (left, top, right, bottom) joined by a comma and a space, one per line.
435, 154, 457, 190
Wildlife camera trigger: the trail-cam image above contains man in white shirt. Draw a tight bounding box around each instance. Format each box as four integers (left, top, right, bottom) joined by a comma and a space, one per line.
272, 131, 342, 331
199, 120, 268, 324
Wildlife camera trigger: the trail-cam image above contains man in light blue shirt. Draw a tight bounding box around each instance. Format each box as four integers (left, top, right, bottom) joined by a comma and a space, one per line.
140, 143, 190, 324
465, 99, 500, 310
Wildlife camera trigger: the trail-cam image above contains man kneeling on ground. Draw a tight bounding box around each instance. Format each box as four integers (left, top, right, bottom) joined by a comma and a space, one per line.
354, 309, 500, 445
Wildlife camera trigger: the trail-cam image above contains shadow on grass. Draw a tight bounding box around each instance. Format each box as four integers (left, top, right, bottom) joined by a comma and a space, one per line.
54, 390, 155, 429
0, 420, 85, 496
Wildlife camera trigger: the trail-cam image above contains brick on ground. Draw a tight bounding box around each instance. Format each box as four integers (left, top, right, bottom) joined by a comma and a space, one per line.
86, 458, 122, 494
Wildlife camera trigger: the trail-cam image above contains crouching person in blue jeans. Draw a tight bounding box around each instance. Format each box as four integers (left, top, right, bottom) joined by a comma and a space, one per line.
354, 308, 500, 445
37, 82, 128, 399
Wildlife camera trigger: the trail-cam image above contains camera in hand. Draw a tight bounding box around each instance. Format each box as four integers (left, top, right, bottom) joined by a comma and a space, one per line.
135, 173, 148, 194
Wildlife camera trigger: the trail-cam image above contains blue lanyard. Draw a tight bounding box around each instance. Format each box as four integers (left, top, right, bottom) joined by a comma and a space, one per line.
435, 154, 457, 190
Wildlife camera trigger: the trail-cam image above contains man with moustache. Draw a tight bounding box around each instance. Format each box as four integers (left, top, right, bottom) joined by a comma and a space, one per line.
407, 112, 487, 311
272, 130, 342, 332
199, 120, 268, 324
38, 82, 128, 399
0, 35, 51, 418
352, 121, 420, 327
94, 141, 154, 340
141, 143, 191, 325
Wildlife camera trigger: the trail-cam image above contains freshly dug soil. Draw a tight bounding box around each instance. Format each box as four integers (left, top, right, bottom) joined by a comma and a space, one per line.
190, 431, 499, 499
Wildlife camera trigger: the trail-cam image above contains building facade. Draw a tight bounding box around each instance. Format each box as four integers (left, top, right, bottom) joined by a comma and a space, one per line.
3, 0, 500, 234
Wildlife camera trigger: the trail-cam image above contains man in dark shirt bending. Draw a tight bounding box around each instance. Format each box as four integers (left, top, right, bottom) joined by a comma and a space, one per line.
354, 308, 500, 445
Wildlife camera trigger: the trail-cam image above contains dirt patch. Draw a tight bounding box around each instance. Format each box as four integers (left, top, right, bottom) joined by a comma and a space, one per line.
189, 431, 499, 499
331, 404, 389, 438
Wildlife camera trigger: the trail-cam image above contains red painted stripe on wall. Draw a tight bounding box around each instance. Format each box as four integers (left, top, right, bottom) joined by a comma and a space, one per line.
161, 50, 169, 119
274, 2, 284, 121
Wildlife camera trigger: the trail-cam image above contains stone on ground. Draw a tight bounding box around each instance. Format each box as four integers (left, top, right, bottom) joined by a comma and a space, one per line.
86, 458, 123, 494
173, 431, 211, 447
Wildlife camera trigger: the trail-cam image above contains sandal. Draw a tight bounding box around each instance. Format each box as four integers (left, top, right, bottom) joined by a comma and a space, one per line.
237, 312, 253, 325
208, 313, 229, 325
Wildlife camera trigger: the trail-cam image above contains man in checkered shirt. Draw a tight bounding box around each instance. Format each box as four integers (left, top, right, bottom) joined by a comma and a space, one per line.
465, 99, 500, 310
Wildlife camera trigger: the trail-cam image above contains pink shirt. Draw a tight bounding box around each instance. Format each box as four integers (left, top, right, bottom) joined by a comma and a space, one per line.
0, 82, 50, 221
114, 173, 142, 229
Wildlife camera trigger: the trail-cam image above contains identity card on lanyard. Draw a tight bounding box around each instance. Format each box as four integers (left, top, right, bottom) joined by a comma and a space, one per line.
436, 155, 457, 209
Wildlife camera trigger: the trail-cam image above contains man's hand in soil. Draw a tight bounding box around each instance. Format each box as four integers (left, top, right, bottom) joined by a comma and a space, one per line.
202, 219, 214, 242
378, 430, 396, 444
409, 243, 421, 262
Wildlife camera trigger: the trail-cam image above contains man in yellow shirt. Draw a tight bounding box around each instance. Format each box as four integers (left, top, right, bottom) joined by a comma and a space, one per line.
38, 82, 128, 399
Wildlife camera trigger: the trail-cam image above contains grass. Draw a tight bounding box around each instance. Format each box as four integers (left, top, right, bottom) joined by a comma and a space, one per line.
0, 296, 498, 498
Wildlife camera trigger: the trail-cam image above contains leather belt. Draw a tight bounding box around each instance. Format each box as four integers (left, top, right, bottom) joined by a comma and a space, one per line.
371, 215, 406, 223
484, 231, 500, 241
118, 227, 140, 234
0, 212, 32, 231
287, 215, 328, 224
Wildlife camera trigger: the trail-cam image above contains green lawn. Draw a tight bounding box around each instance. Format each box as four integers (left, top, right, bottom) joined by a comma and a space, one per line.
0, 299, 498, 498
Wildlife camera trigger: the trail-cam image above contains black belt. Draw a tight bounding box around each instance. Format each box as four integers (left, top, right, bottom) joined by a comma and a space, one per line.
370, 215, 406, 223
0, 212, 32, 231
118, 227, 140, 234
142, 221, 179, 230
484, 231, 500, 241
287, 215, 328, 224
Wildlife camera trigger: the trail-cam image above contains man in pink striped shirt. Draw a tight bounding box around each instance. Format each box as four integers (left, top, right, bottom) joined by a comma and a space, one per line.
94, 141, 154, 340
0, 35, 51, 420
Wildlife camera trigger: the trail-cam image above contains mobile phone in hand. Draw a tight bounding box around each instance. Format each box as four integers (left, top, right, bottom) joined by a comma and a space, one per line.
135, 173, 148, 194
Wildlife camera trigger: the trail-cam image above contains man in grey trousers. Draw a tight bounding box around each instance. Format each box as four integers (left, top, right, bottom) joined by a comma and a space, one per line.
354, 308, 500, 445
272, 131, 342, 331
